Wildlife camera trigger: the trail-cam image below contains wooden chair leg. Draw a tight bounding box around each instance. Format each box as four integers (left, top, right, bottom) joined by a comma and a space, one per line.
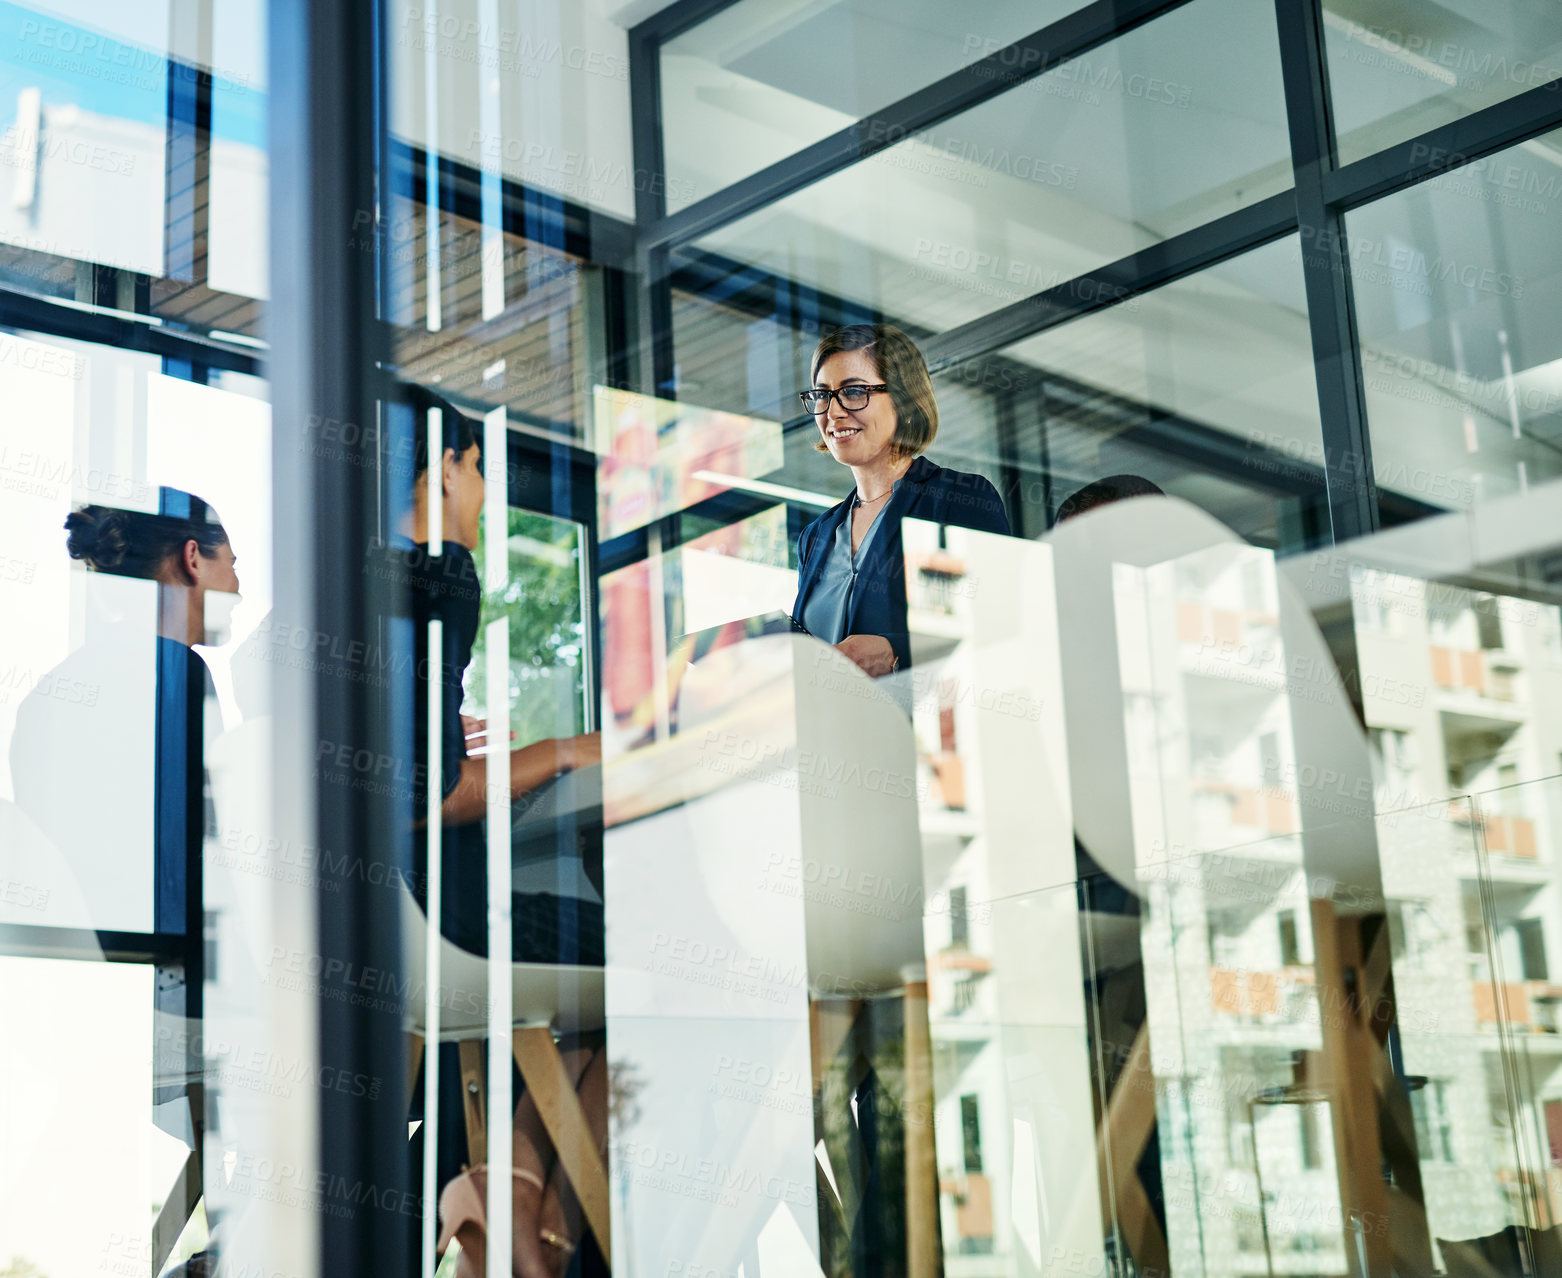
1095, 1022, 1169, 1276
512, 1026, 611, 1266
457, 1039, 488, 1168
809, 996, 859, 1097
903, 977, 941, 1278
1312, 900, 1392, 1278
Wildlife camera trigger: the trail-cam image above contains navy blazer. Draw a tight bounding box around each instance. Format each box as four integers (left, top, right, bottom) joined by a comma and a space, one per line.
792, 455, 1011, 670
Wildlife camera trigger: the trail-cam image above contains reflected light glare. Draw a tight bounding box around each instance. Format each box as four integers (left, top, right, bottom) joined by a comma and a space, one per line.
688, 470, 836, 508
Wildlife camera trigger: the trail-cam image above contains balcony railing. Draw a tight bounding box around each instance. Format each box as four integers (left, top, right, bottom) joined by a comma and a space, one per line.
1430, 646, 1521, 701
1472, 981, 1562, 1031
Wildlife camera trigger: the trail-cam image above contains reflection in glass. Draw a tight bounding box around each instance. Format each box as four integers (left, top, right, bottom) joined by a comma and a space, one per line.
996, 236, 1328, 548
1348, 126, 1562, 514
678, 0, 1292, 345
1325, 1, 1562, 164
659, 0, 1089, 212
592, 386, 784, 540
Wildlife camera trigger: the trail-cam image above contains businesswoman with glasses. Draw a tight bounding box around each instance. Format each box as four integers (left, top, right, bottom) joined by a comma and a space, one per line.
792, 323, 1011, 677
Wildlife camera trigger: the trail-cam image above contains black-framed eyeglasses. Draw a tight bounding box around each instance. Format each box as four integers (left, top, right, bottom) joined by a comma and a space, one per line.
799, 384, 889, 414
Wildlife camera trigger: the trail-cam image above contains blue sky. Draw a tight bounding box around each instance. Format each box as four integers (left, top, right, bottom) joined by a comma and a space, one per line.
0, 0, 264, 149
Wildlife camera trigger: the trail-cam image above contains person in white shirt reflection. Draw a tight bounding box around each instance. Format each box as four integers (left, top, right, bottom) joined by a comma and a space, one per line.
9, 493, 239, 913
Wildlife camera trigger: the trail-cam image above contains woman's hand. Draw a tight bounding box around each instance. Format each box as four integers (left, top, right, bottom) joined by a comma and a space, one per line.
835, 634, 898, 678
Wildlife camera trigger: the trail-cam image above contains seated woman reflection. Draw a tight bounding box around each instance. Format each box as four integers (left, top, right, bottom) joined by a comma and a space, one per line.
394, 388, 603, 957
793, 324, 1011, 676
391, 387, 607, 1276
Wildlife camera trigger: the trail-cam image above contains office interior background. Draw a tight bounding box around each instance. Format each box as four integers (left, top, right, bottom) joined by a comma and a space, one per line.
4, 0, 1562, 1275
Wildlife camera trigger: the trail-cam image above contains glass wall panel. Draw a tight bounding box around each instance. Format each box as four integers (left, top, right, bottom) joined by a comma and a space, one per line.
1325, 0, 1562, 165
677, 0, 1293, 343
0, 959, 170, 1278
0, 339, 283, 1275
387, 0, 635, 220
384, 196, 610, 445
1, 5, 287, 1268
0, 0, 170, 280
1348, 127, 1562, 514
659, 0, 1091, 213
669, 240, 1325, 550
21, 0, 1562, 1273
1480, 776, 1562, 1232
1344, 562, 1562, 1238
988, 235, 1327, 548
0, 1, 269, 343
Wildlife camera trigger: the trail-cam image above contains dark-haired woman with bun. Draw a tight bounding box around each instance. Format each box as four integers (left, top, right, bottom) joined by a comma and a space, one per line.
9, 493, 239, 911
63, 498, 241, 642
793, 323, 1011, 676
8, 490, 238, 1278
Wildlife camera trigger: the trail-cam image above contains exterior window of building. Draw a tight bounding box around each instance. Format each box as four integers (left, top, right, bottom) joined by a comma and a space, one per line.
949, 884, 969, 949
1515, 918, 1549, 983
1259, 731, 1283, 783
1411, 1081, 1456, 1164
1299, 1101, 1324, 1171
1324, 1, 1562, 164
1386, 903, 1409, 962
1476, 600, 1506, 652
1370, 727, 1416, 792
1278, 910, 1301, 967
961, 1094, 983, 1173
1542, 608, 1562, 664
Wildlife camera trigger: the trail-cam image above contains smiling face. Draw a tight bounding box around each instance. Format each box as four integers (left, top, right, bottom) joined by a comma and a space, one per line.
813, 348, 900, 470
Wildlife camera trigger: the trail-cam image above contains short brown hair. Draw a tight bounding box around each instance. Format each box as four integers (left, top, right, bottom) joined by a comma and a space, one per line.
810, 324, 938, 458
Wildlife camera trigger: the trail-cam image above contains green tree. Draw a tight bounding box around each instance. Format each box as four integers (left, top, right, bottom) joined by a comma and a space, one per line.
467, 508, 587, 748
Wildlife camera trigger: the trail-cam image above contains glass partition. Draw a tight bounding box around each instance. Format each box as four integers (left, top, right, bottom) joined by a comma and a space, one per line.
1325, 1, 1562, 165
658, 0, 1092, 213
1348, 125, 1562, 515
0, 323, 282, 1271
18, 1, 1562, 1275
678, 0, 1293, 348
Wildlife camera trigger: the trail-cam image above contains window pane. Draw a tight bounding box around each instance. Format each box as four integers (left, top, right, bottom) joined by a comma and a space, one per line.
0, 2, 170, 281
0, 2, 270, 345
468, 508, 590, 745
976, 235, 1327, 549
676, 0, 1293, 342
386, 206, 609, 445
660, 0, 1090, 212
0, 959, 173, 1278
1347, 126, 1562, 514
1325, 1, 1562, 165
2, 334, 161, 932
203, 0, 268, 301
388, 3, 634, 219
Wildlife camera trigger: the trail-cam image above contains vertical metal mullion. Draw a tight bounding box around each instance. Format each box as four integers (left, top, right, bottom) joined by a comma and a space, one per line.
993, 387, 1024, 539
1274, 0, 1377, 544
165, 0, 213, 287
481, 406, 514, 1274
629, 23, 676, 398
270, 1, 406, 1275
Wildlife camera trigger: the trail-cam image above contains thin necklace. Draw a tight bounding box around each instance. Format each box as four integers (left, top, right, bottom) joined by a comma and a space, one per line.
853, 487, 894, 508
